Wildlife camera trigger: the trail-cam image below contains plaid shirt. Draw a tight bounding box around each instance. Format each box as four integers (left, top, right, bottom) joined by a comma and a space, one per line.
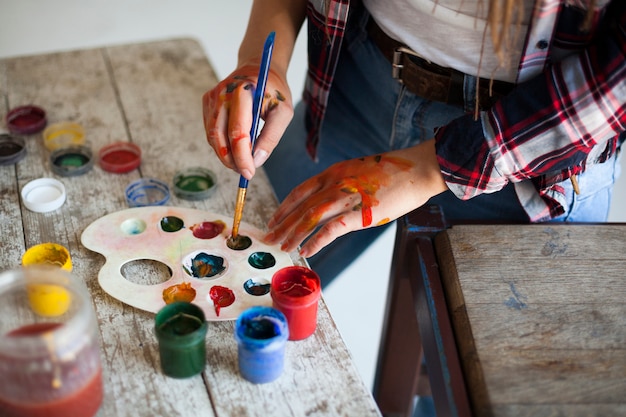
302, 0, 626, 221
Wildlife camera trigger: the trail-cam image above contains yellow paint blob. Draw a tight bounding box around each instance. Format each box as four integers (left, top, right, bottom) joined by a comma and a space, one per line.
27, 283, 72, 317
22, 243, 73, 316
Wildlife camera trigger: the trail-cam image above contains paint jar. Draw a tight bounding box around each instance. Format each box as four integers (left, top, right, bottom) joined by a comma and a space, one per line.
172, 167, 217, 200
22, 242, 72, 272
234, 306, 289, 384
0, 266, 103, 417
125, 177, 170, 207
98, 141, 141, 173
154, 301, 208, 378
0, 134, 27, 166
270, 266, 321, 341
6, 105, 47, 135
49, 144, 94, 177
42, 122, 85, 151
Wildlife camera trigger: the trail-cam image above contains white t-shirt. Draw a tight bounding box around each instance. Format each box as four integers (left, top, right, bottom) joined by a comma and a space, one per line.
362, 0, 533, 82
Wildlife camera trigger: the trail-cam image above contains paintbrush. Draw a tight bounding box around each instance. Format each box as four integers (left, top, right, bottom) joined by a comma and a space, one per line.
231, 31, 275, 240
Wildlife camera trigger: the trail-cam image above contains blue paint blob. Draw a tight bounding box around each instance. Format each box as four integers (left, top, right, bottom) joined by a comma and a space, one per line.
234, 306, 289, 384
187, 252, 226, 278
243, 278, 271, 296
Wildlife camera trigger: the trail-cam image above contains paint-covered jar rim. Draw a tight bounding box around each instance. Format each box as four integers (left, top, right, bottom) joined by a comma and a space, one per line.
49, 144, 94, 177
42, 122, 85, 151
234, 306, 289, 349
98, 141, 141, 173
270, 266, 321, 308
172, 167, 217, 200
0, 133, 27, 166
6, 105, 47, 135
125, 177, 170, 207
154, 302, 208, 346
21, 178, 66, 213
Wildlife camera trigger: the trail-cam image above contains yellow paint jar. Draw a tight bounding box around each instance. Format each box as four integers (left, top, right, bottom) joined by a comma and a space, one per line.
22, 243, 73, 316
42, 122, 85, 151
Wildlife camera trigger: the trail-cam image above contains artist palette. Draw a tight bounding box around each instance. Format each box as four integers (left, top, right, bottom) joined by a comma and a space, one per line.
81, 206, 293, 321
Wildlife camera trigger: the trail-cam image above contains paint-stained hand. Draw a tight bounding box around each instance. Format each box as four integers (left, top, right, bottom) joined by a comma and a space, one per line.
202, 62, 293, 180
263, 140, 449, 258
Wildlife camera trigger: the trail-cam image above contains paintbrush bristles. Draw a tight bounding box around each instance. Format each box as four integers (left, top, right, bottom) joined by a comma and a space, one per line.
231, 187, 248, 238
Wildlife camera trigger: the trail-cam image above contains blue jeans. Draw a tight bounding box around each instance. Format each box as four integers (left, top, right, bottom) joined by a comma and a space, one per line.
264, 7, 621, 286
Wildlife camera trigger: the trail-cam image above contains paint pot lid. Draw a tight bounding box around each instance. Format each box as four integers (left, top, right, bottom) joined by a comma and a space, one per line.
49, 144, 94, 177
21, 178, 66, 213
0, 134, 27, 165
42, 122, 85, 151
98, 141, 141, 173
172, 167, 217, 200
125, 177, 170, 207
6, 105, 47, 135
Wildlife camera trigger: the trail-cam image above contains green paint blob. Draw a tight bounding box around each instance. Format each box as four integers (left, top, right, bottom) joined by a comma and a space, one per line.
160, 216, 184, 232
54, 153, 89, 167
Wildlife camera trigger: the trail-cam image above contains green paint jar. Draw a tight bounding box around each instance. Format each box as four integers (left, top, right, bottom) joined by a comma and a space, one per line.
154, 301, 208, 378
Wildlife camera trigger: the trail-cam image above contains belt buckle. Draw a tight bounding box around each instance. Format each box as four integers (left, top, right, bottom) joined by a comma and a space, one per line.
392, 46, 422, 83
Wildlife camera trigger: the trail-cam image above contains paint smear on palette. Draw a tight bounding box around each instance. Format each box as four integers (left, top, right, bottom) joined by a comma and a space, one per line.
163, 282, 197, 304
190, 220, 225, 239
80, 206, 296, 321
209, 285, 235, 316
227, 234, 252, 250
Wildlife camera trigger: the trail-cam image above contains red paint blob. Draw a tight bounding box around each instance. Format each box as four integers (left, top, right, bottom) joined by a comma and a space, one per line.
190, 220, 226, 239
209, 285, 235, 316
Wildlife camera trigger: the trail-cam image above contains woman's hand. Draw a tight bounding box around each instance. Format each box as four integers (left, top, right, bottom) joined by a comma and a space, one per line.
264, 139, 449, 257
202, 63, 293, 180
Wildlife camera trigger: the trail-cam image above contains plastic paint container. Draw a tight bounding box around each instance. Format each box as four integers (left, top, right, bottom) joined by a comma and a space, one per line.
270, 266, 321, 341
50, 145, 94, 177
21, 178, 66, 213
234, 306, 289, 384
22, 243, 72, 272
172, 167, 217, 200
0, 134, 27, 166
5, 105, 47, 135
21, 243, 73, 318
154, 301, 208, 378
0, 267, 103, 417
42, 122, 85, 151
125, 178, 170, 207
98, 142, 141, 173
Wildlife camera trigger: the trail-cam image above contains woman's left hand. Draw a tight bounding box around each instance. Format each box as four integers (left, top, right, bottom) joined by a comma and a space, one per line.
263, 139, 448, 257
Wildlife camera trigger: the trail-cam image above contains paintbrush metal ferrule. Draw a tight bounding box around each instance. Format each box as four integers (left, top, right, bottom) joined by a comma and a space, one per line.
231, 186, 247, 238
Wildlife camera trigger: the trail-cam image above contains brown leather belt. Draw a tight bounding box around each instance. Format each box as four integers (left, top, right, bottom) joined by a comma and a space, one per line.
366, 17, 514, 110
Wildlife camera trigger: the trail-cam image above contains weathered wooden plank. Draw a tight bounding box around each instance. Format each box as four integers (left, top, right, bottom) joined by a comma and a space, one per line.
434, 224, 626, 417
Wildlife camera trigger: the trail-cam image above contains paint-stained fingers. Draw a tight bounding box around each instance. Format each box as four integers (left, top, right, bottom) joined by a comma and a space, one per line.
228, 84, 255, 179
267, 176, 325, 229
203, 90, 235, 170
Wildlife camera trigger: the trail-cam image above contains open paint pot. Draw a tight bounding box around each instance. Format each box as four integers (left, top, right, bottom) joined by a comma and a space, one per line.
49, 145, 94, 177
234, 306, 289, 384
42, 122, 85, 151
0, 134, 27, 166
125, 178, 170, 207
0, 267, 103, 417
98, 141, 141, 173
5, 105, 47, 135
172, 167, 217, 200
270, 266, 321, 341
154, 301, 208, 378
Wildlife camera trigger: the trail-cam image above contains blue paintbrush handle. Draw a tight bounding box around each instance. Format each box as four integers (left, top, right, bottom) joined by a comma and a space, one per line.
238, 31, 275, 189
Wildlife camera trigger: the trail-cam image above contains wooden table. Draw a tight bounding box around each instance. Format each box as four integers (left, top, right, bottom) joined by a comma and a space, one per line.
0, 38, 381, 417
374, 207, 626, 417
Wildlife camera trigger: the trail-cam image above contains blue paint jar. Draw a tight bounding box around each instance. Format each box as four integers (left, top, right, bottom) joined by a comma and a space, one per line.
234, 306, 289, 384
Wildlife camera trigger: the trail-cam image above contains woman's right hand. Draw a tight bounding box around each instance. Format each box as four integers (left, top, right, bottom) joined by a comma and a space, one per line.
202, 61, 294, 181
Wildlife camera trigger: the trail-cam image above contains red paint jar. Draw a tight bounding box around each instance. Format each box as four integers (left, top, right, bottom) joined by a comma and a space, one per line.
270, 266, 321, 340
98, 141, 141, 173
